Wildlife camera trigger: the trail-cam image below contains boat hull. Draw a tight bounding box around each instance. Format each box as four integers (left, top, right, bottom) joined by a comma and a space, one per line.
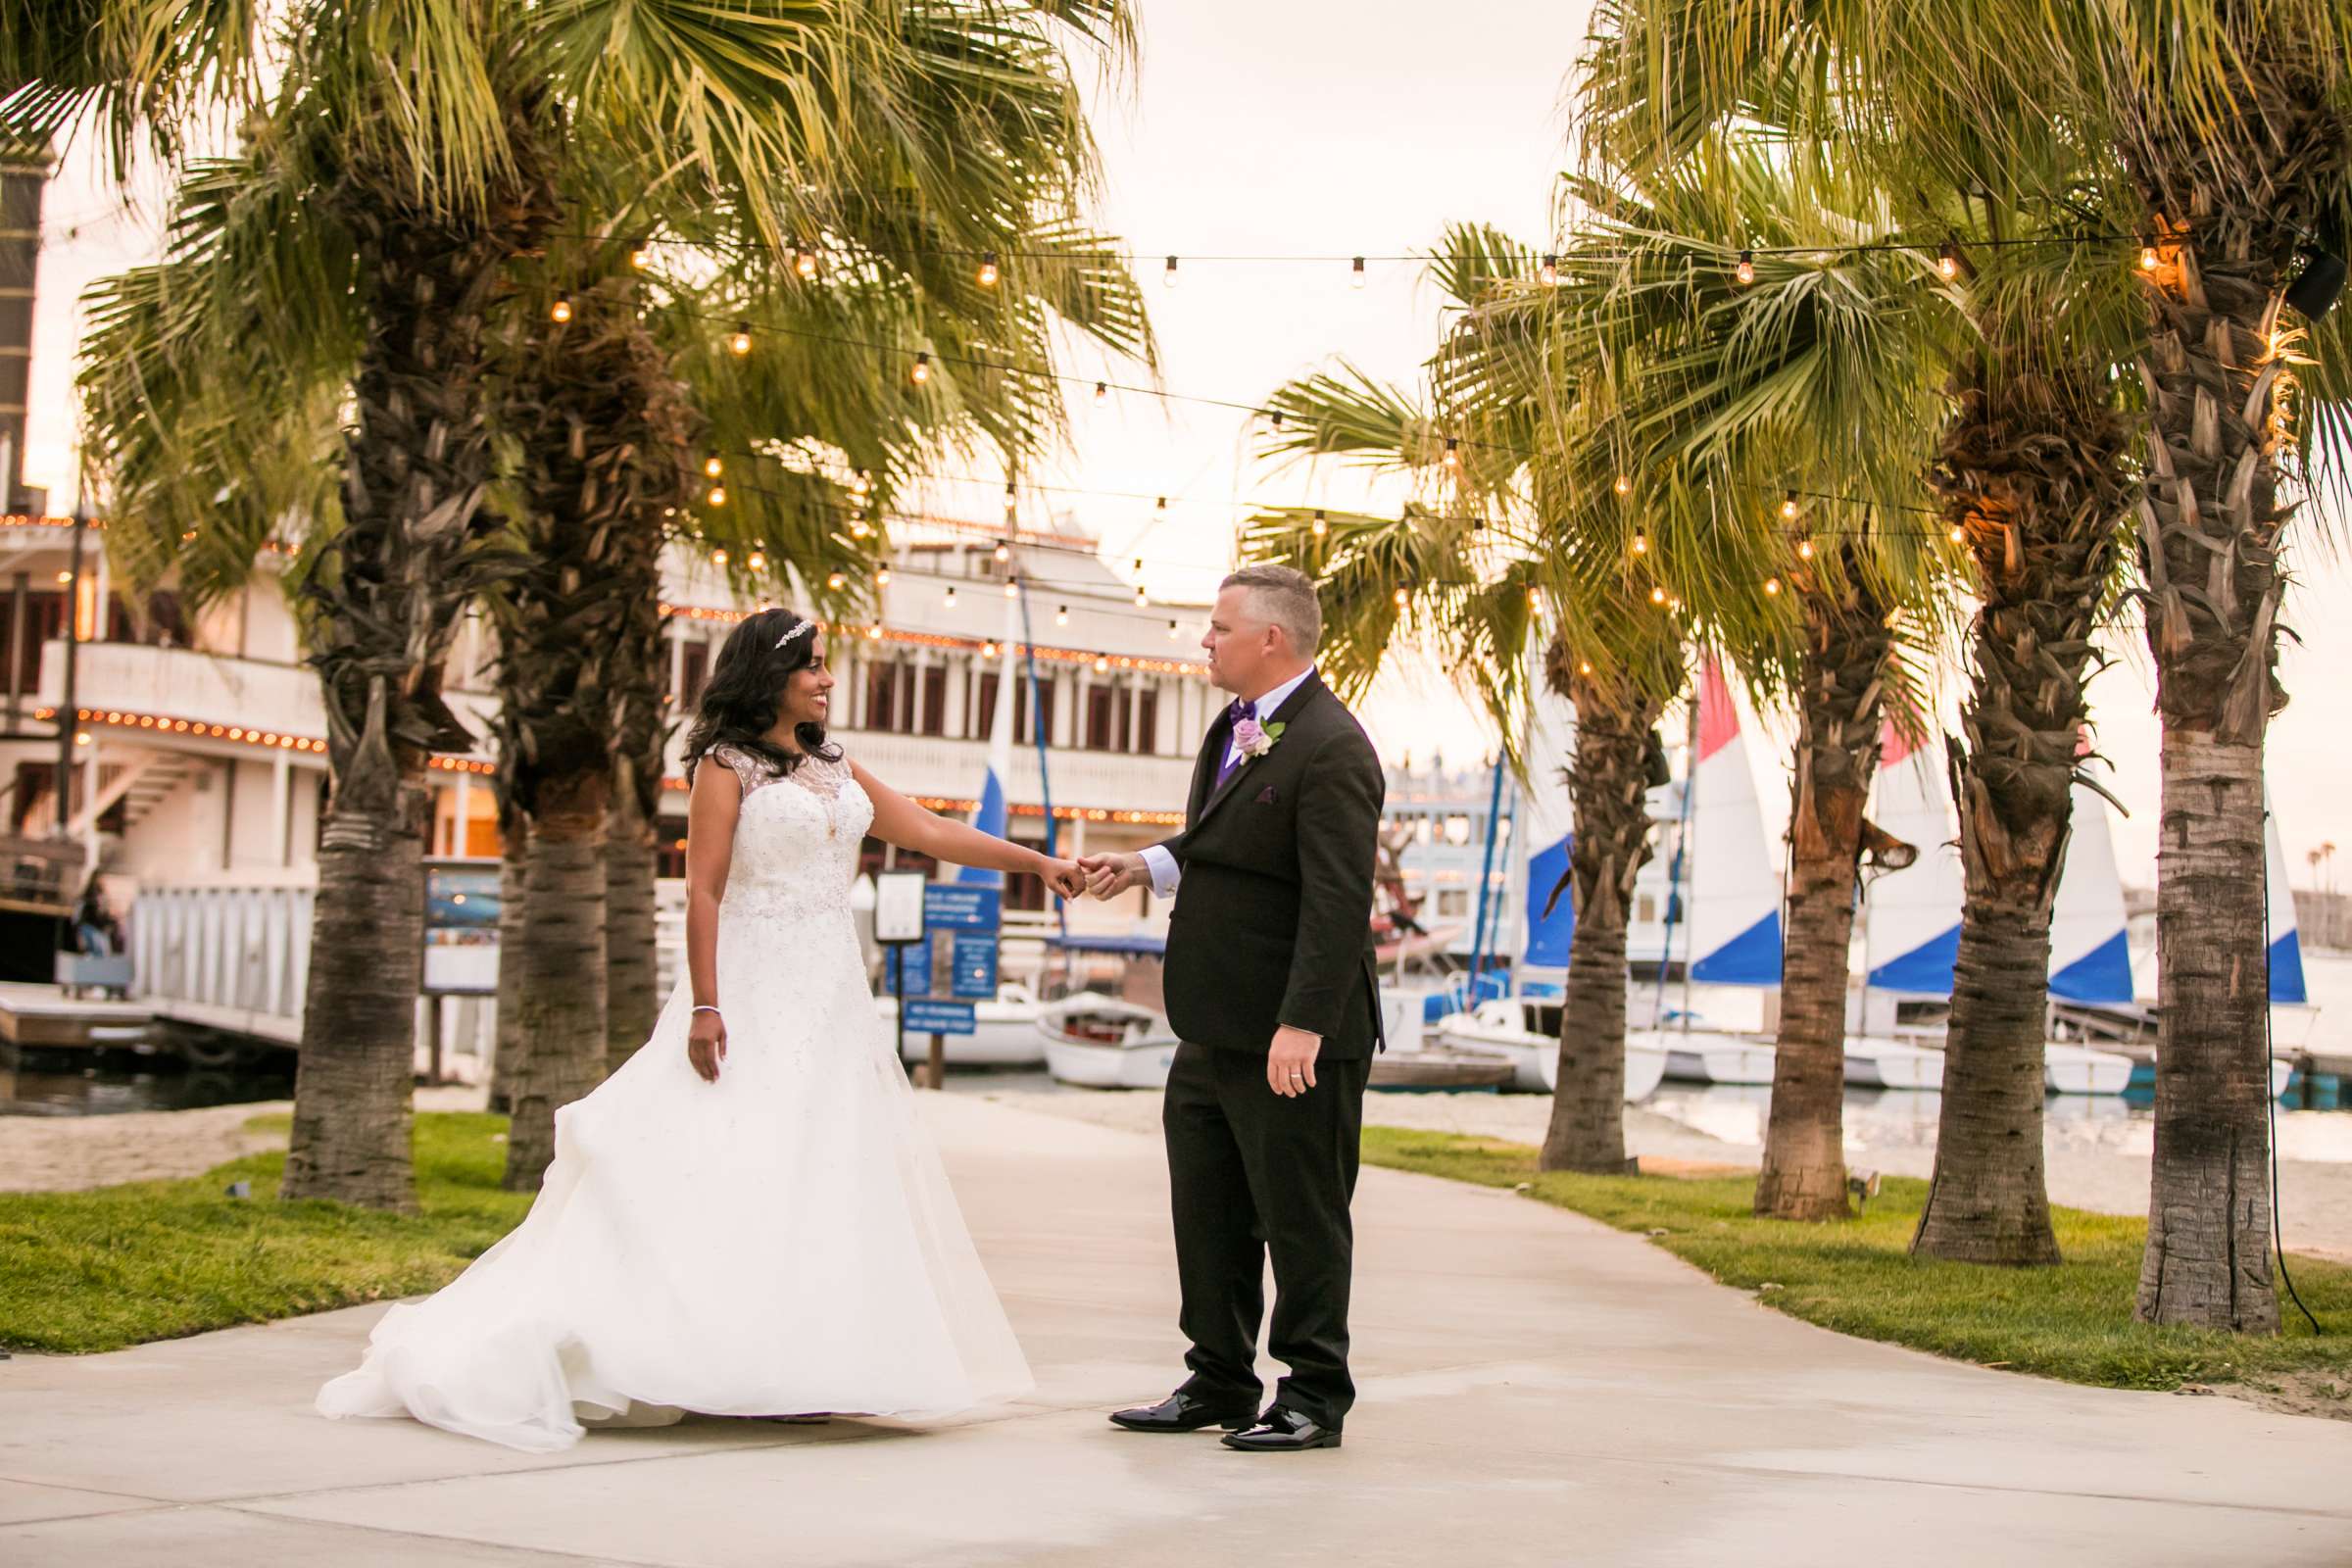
1842, 1038, 1945, 1091
1043, 1036, 1178, 1090
1649, 1030, 1776, 1086
2043, 1042, 2132, 1096
1433, 1004, 1668, 1102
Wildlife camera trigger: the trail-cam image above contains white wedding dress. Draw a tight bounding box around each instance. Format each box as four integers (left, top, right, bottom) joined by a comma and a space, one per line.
317, 744, 1032, 1451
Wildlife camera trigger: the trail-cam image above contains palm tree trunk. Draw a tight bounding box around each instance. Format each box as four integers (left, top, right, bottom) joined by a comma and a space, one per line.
281, 190, 543, 1208
1755, 553, 1889, 1221
1913, 349, 2127, 1265
488, 814, 527, 1115
604, 779, 661, 1076
1540, 646, 1669, 1175
500, 773, 609, 1190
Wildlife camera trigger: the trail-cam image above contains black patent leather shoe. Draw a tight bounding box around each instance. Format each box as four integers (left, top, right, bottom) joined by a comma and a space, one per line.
1107, 1392, 1259, 1433
1220, 1404, 1343, 1452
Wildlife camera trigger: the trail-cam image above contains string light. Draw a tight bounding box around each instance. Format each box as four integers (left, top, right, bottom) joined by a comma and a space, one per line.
1780, 491, 1799, 521
1540, 254, 1559, 286
1003, 482, 1018, 518
795, 245, 818, 281
826, 571, 847, 590
1937, 242, 1960, 280
705, 457, 724, 478
1135, 584, 1148, 608
1735, 249, 1756, 285
1613, 474, 1632, 497
728, 322, 753, 356
944, 586, 958, 608
867, 624, 882, 640
630, 247, 652, 270
852, 470, 871, 498
978, 251, 1000, 287
1764, 575, 1782, 596
983, 640, 999, 658
1630, 532, 1648, 555
710, 548, 728, 565
1949, 523, 1967, 545
993, 541, 1011, 563
1796, 538, 1815, 561
707, 485, 727, 507
1443, 436, 1461, 469
550, 298, 572, 323
1393, 587, 1409, 608
910, 352, 932, 385
1649, 585, 1668, 605
1094, 655, 1110, 673
1163, 255, 1179, 289
2140, 245, 2159, 271
1350, 256, 1366, 289
1094, 380, 1109, 406
1168, 619, 1181, 639
877, 567, 893, 586
1578, 660, 1592, 676
747, 551, 766, 572
1311, 510, 1329, 538
1004, 578, 1019, 598
1056, 605, 1070, 627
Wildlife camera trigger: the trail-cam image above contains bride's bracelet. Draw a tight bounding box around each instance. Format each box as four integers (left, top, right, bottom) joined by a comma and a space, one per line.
691, 1005, 722, 1018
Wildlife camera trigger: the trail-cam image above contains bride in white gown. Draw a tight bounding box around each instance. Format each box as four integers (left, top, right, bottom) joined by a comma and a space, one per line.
318, 608, 1086, 1451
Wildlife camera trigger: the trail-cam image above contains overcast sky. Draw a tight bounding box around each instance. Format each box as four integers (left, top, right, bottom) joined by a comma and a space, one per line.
21, 0, 2352, 894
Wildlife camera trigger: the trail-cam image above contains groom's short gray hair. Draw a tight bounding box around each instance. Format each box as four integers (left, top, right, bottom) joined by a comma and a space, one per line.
1221, 564, 1322, 655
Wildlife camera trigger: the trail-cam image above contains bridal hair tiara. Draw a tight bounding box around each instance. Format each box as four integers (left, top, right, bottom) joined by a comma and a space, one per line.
774, 618, 816, 652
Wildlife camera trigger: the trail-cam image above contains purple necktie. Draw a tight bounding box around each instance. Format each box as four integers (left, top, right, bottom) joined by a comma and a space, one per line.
1214, 699, 1256, 790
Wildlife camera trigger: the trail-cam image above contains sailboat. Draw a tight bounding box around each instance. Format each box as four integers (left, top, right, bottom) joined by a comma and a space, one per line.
1854, 722, 2132, 1093
1636, 660, 1783, 1086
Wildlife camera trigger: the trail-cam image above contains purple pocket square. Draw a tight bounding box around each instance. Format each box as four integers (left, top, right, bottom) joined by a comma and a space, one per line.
1255, 784, 1278, 804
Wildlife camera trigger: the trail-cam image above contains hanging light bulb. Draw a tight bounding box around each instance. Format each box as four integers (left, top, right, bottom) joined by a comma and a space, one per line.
1168, 618, 1181, 639
1003, 482, 1018, 518
705, 456, 724, 478
1796, 538, 1815, 561
1578, 660, 1593, 676
707, 485, 727, 507
1764, 575, 1782, 596
747, 551, 766, 573
867, 623, 883, 640
1735, 249, 1756, 285
983, 640, 998, 658
1311, 510, 1329, 538
1780, 491, 1799, 521
2140, 244, 2159, 271
1649, 585, 1668, 605
877, 567, 893, 586
1094, 380, 1109, 407
826, 571, 847, 591
1163, 255, 1179, 289
1443, 436, 1461, 469
1937, 241, 1961, 281
550, 298, 573, 323
728, 322, 753, 356
796, 244, 818, 280
1056, 604, 1070, 627
911, 352, 931, 385
1393, 587, 1409, 609
977, 251, 1000, 287
1350, 255, 1366, 289
993, 541, 1011, 564
630, 246, 653, 270
1631, 532, 1648, 555
1613, 473, 1633, 497
1540, 253, 1559, 287
1949, 522, 1968, 545
710, 548, 728, 566
945, 587, 960, 609
1004, 578, 1019, 598
1095, 655, 1110, 673
850, 520, 871, 539
851, 469, 871, 498
1269, 410, 1285, 429
1135, 584, 1148, 608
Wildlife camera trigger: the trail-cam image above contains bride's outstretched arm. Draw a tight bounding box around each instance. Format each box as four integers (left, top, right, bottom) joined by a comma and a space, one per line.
682, 763, 743, 1081
848, 760, 1086, 897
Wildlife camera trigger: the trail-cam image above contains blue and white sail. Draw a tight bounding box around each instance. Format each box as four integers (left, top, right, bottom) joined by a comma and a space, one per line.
1516, 632, 1579, 973
1682, 659, 1782, 985
1864, 719, 1964, 994
2047, 741, 2136, 1004
2266, 791, 2308, 1004
957, 589, 1020, 887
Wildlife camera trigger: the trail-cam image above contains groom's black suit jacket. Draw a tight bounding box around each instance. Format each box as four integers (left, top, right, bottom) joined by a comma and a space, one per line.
1156, 672, 1386, 1059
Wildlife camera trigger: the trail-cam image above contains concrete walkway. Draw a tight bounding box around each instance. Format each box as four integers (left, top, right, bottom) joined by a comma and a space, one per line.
3, 1094, 2347, 1567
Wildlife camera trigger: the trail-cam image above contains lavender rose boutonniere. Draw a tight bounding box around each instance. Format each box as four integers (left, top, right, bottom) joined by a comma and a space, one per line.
1233, 716, 1286, 760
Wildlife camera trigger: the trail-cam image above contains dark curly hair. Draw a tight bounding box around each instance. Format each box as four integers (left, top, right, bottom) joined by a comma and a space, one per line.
681, 607, 842, 783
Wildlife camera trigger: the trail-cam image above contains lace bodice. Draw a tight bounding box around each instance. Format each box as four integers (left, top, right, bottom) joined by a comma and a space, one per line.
709, 743, 872, 925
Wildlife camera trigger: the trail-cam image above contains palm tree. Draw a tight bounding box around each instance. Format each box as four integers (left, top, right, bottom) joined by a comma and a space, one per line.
1576, 0, 2160, 1255
57, 0, 1015, 1208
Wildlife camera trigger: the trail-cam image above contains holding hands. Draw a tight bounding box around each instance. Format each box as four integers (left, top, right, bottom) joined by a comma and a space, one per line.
1076, 852, 1150, 899
1038, 857, 1089, 900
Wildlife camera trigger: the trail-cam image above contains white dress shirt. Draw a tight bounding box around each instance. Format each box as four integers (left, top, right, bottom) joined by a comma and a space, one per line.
1138, 666, 1317, 900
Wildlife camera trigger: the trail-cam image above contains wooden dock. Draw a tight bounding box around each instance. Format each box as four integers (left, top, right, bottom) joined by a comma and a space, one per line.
0, 982, 157, 1050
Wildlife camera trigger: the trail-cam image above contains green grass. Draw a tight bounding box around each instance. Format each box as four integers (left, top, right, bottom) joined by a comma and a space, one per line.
0, 1112, 531, 1354
1362, 1126, 2352, 1399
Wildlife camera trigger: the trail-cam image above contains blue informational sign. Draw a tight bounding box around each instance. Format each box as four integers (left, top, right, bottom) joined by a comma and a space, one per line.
923, 886, 1003, 931
884, 934, 934, 991
905, 1000, 977, 1036
950, 932, 1000, 1000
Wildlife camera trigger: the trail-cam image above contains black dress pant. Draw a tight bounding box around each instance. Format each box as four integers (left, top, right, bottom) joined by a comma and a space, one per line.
1162, 1040, 1369, 1427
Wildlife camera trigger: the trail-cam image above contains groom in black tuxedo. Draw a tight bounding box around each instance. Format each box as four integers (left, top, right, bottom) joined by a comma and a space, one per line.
1081, 564, 1384, 1453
